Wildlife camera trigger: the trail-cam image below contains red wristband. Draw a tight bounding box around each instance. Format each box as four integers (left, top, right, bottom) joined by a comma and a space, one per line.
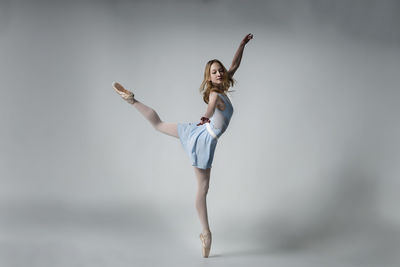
200, 117, 210, 123
197, 117, 210, 126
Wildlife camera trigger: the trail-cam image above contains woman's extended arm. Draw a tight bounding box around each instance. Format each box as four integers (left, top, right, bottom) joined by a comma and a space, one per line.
228, 33, 253, 78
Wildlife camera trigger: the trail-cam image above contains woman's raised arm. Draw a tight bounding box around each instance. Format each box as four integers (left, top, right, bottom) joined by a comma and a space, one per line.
228, 33, 253, 78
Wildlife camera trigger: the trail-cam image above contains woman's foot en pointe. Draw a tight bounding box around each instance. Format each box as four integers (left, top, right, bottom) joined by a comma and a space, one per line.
112, 81, 136, 104
199, 230, 212, 258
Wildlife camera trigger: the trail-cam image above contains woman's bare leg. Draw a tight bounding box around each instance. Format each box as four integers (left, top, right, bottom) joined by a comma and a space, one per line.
133, 100, 178, 138
113, 82, 178, 138
194, 167, 212, 257
194, 167, 212, 234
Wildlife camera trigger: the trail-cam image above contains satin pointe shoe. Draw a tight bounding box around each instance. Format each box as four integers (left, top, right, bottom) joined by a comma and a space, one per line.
199, 231, 212, 258
112, 81, 135, 104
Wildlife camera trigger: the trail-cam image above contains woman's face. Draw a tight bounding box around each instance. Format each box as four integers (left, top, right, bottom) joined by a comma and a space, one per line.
209, 62, 224, 85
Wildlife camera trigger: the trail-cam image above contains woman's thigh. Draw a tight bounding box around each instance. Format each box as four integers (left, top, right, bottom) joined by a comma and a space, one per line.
157, 122, 179, 138
194, 167, 211, 187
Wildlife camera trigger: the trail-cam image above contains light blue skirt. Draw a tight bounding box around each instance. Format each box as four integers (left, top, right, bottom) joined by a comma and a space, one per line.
177, 122, 218, 170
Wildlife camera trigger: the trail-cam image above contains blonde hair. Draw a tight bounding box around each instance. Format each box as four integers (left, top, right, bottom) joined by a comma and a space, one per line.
199, 59, 235, 104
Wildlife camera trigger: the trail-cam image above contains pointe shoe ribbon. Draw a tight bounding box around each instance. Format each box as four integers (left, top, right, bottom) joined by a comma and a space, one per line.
112, 81, 135, 104
199, 231, 212, 258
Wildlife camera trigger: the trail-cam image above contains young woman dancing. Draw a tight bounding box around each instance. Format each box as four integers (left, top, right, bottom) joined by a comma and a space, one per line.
112, 33, 253, 258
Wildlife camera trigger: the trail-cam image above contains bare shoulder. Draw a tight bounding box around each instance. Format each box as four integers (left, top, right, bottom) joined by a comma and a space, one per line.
208, 91, 219, 103
209, 90, 219, 97
209, 90, 226, 111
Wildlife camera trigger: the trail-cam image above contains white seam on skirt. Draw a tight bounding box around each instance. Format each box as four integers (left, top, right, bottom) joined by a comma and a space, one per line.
206, 123, 218, 140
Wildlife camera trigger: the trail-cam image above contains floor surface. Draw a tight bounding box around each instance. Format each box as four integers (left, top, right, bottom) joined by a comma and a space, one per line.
1, 200, 399, 267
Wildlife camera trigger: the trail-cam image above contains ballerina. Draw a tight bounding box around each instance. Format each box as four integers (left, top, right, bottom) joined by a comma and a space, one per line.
113, 33, 253, 258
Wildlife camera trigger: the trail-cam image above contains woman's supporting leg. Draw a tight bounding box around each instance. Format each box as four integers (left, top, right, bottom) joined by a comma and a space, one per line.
194, 167, 211, 234
133, 100, 179, 138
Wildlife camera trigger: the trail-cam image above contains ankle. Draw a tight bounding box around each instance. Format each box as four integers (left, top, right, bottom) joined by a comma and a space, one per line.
128, 97, 137, 105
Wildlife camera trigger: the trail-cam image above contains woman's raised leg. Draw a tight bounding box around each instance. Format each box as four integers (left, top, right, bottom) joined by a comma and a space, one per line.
133, 100, 178, 138
113, 82, 179, 138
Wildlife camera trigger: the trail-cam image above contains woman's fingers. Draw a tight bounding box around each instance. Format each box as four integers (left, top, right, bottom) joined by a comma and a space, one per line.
242, 33, 254, 44
246, 33, 253, 42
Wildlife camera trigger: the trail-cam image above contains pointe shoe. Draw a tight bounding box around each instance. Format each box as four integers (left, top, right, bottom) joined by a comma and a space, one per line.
112, 81, 135, 104
199, 231, 212, 258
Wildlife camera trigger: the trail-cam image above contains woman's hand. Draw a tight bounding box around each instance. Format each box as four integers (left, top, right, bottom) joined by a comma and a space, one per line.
240, 33, 254, 46
197, 117, 210, 126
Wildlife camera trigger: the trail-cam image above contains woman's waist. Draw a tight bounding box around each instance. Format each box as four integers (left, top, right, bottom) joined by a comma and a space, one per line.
207, 122, 229, 138
209, 119, 230, 130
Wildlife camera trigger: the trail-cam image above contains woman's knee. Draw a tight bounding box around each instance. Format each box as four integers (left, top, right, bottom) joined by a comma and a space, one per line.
153, 121, 166, 132
194, 167, 211, 194
198, 183, 209, 195
154, 122, 162, 132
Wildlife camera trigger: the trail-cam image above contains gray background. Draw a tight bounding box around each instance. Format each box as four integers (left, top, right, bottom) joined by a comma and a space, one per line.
1, 0, 400, 266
